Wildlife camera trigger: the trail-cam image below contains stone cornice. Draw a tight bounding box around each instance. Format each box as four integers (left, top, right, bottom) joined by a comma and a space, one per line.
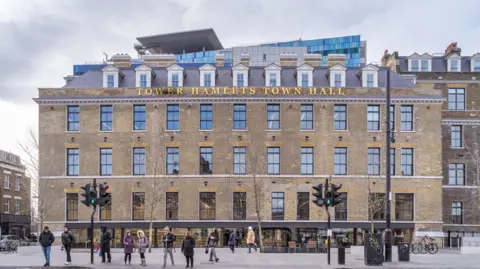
442, 118, 480, 125
33, 96, 446, 105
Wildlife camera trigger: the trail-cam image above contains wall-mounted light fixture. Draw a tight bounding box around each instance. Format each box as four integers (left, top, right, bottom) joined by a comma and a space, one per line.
103, 137, 108, 142
137, 136, 141, 142
237, 136, 243, 141
204, 136, 208, 141
338, 136, 343, 141
373, 136, 377, 142
136, 182, 140, 187
305, 136, 309, 141
237, 181, 242, 186
70, 182, 74, 187
204, 181, 208, 186
170, 136, 174, 141
272, 136, 276, 141
170, 181, 174, 186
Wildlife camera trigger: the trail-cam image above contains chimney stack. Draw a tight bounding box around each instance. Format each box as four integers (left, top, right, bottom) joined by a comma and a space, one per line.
444, 42, 461, 56
327, 54, 346, 67
143, 54, 176, 67
215, 54, 225, 67
111, 53, 132, 67
279, 53, 298, 67
381, 50, 398, 72
303, 54, 322, 67
240, 54, 250, 66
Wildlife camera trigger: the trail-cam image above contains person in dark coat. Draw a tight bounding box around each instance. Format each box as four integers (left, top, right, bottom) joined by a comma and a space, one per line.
228, 230, 237, 253
61, 225, 75, 265
162, 226, 175, 268
39, 226, 55, 267
181, 232, 196, 268
123, 230, 134, 265
100, 225, 112, 263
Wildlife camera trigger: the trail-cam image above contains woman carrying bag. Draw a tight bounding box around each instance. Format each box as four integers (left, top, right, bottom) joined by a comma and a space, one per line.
137, 230, 149, 267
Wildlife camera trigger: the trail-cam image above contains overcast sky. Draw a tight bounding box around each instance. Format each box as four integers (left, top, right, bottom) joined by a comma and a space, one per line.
1, 0, 479, 160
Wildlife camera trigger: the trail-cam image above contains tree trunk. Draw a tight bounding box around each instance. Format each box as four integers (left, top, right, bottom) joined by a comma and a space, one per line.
255, 209, 265, 253
148, 220, 153, 253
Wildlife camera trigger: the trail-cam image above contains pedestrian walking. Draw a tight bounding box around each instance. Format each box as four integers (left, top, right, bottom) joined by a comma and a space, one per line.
205, 230, 219, 262
100, 225, 112, 263
228, 230, 237, 253
181, 232, 196, 268
61, 225, 75, 265
247, 226, 257, 253
123, 230, 134, 265
162, 226, 175, 268
39, 226, 55, 267
136, 230, 149, 267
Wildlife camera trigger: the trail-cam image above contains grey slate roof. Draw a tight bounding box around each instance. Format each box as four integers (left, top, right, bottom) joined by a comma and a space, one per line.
63, 66, 417, 89
397, 56, 474, 73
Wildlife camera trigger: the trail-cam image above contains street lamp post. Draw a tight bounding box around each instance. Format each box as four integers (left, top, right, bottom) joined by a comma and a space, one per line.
385, 69, 393, 262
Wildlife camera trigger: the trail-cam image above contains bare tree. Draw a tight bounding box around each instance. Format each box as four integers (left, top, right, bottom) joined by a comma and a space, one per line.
17, 129, 57, 231
366, 176, 386, 235
143, 123, 167, 253
229, 149, 272, 253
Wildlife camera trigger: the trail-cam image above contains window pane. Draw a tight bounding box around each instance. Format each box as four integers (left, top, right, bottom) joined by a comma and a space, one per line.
167, 104, 180, 130
200, 147, 213, 174
200, 104, 213, 130
267, 147, 280, 175
133, 105, 146, 130
334, 104, 347, 130
233, 104, 247, 130
334, 147, 347, 175
367, 148, 380, 175
297, 192, 309, 220
166, 192, 179, 220
395, 193, 413, 221
233, 147, 246, 175
166, 147, 179, 175
367, 105, 380, 131
267, 104, 280, 130
272, 192, 284, 220
132, 192, 145, 220
300, 104, 313, 130
199, 192, 216, 220
334, 193, 348, 220
400, 105, 413, 131
233, 192, 246, 220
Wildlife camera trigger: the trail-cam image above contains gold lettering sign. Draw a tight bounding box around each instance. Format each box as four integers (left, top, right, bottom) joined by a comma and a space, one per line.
137, 87, 346, 96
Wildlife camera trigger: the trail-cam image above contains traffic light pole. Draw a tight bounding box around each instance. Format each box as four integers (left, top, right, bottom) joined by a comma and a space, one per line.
324, 177, 331, 265
385, 69, 392, 262
90, 178, 97, 265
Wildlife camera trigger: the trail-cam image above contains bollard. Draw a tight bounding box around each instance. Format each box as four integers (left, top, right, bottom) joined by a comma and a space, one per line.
338, 247, 345, 265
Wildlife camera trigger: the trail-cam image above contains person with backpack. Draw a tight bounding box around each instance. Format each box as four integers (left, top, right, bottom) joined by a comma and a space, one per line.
137, 230, 149, 267
181, 232, 196, 268
61, 226, 75, 265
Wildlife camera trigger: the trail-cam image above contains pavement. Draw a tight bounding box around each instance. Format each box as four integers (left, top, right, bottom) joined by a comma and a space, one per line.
0, 246, 476, 269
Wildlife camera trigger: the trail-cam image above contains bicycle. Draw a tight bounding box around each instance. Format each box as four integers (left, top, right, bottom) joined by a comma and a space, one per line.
411, 236, 438, 254
1, 242, 18, 254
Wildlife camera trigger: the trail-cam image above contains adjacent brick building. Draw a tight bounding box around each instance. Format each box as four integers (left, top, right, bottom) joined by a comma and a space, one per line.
0, 149, 31, 237
382, 42, 480, 245
35, 52, 444, 248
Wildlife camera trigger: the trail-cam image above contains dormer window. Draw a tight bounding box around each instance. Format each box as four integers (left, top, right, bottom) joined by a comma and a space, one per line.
140, 74, 147, 87
360, 64, 379, 88
407, 53, 432, 72
329, 64, 346, 87
450, 59, 459, 72
446, 53, 462, 72
265, 64, 281, 87
107, 74, 115, 88
102, 65, 120, 88
269, 73, 277, 86
167, 64, 184, 87
199, 64, 216, 87
367, 74, 374, 87
232, 64, 249, 87
470, 53, 480, 72
172, 74, 179, 87
204, 73, 212, 86
297, 64, 313, 87
135, 65, 153, 88
237, 73, 244, 86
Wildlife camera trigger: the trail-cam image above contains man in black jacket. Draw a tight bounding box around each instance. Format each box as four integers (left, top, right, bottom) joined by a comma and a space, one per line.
100, 225, 112, 263
39, 226, 55, 267
61, 226, 75, 265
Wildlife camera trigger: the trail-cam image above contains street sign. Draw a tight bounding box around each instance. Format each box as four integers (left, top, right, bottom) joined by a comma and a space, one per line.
327, 229, 332, 236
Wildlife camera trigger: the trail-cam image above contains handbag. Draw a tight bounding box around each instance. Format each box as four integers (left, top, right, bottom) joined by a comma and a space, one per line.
205, 246, 209, 254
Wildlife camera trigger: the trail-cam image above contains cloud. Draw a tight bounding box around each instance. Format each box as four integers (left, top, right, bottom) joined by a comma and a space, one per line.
1, 0, 480, 155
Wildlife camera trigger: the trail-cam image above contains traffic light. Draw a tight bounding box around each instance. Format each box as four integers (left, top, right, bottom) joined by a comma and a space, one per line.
88, 185, 97, 206
95, 184, 111, 206
81, 184, 92, 207
324, 190, 333, 207
312, 184, 324, 207
331, 184, 343, 206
